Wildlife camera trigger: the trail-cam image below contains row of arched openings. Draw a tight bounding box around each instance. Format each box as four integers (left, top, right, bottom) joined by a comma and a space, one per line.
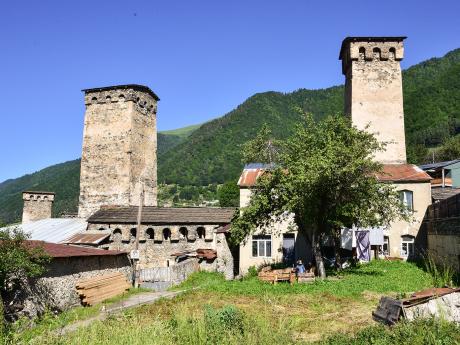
109, 226, 207, 242
358, 47, 396, 60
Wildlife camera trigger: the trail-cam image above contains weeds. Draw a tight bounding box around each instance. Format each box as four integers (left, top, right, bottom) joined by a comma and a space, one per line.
422, 253, 455, 288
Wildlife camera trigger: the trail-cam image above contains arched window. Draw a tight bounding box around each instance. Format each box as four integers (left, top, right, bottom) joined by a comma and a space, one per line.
389, 47, 396, 60
359, 47, 366, 60
146, 228, 155, 240
98, 227, 105, 231
197, 227, 206, 239
130, 228, 137, 241
43, 196, 48, 201
118, 94, 125, 102
163, 228, 171, 241
106, 95, 111, 102
179, 227, 188, 240
91, 96, 98, 104
111, 229, 122, 243
401, 235, 415, 258
372, 47, 381, 59
399, 190, 414, 211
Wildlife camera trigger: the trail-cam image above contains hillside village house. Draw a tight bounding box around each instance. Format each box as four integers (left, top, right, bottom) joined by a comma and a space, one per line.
237, 37, 432, 273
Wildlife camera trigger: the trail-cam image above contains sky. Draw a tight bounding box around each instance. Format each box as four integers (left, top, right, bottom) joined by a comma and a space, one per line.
1, 0, 459, 182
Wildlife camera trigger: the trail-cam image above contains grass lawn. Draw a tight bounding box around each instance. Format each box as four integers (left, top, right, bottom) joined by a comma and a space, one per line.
5, 260, 460, 345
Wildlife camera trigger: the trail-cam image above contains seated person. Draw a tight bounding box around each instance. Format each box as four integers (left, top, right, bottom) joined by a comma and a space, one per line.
295, 260, 306, 275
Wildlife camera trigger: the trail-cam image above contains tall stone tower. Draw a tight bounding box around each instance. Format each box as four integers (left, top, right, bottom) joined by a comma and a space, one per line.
339, 37, 407, 164
78, 85, 159, 219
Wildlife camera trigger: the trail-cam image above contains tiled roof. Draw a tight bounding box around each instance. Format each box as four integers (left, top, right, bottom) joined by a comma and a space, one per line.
1, 218, 88, 244
376, 164, 432, 183
25, 241, 127, 258
87, 207, 236, 225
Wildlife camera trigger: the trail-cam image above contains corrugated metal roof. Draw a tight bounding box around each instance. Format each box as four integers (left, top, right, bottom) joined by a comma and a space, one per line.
376, 164, 432, 183
65, 232, 110, 245
431, 188, 460, 201
419, 159, 460, 171
1, 218, 88, 243
25, 240, 126, 258
87, 207, 236, 225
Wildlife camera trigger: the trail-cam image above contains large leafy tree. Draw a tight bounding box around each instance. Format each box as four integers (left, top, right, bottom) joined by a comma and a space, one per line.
0, 228, 50, 331
231, 114, 407, 278
218, 181, 240, 207
241, 123, 281, 165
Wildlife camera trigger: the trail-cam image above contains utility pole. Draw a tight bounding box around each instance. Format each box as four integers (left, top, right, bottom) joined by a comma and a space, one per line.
133, 185, 144, 288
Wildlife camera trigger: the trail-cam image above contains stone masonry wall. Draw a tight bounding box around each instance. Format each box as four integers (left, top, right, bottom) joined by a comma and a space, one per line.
343, 40, 406, 164
78, 86, 157, 219
88, 222, 234, 279
14, 255, 132, 319
22, 192, 54, 224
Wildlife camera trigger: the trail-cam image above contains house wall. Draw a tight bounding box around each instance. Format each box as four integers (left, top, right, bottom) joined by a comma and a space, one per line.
238, 188, 310, 275
448, 162, 460, 188
12, 255, 132, 319
385, 181, 432, 258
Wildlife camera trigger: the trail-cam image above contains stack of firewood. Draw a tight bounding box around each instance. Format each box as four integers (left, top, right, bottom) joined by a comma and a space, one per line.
76, 272, 131, 306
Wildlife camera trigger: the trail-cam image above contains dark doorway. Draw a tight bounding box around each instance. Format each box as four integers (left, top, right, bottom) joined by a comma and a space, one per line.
283, 233, 295, 266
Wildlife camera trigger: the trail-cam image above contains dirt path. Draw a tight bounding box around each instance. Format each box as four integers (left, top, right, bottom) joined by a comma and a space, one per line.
54, 290, 183, 336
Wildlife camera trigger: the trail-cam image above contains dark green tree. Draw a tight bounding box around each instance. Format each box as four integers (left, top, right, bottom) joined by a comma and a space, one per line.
0, 228, 50, 332
241, 123, 281, 164
218, 181, 240, 207
232, 114, 408, 278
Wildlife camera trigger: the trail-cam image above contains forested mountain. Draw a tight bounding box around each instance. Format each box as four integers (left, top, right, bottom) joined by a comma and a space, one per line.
1, 48, 459, 224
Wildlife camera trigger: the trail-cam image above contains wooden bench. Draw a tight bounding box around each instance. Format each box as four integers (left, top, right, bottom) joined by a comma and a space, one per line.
258, 268, 296, 285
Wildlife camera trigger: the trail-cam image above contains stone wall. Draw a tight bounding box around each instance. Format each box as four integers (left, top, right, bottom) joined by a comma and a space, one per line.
78, 85, 158, 219
22, 192, 54, 224
88, 222, 234, 279
10, 255, 132, 319
341, 38, 406, 164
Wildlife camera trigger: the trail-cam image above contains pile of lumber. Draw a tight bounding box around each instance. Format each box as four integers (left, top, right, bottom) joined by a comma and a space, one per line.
76, 272, 131, 306
297, 272, 315, 283
258, 267, 296, 285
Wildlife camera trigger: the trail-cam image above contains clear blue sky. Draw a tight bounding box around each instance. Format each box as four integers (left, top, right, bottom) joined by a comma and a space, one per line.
1, 0, 459, 182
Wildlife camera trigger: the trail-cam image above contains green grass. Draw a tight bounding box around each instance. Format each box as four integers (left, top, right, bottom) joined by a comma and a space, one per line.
5, 261, 456, 345
175, 260, 433, 298
160, 123, 202, 138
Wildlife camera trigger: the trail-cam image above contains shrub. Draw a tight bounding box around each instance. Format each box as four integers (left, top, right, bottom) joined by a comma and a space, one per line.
423, 253, 455, 288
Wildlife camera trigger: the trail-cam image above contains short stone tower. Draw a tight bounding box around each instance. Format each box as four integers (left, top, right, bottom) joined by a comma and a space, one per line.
339, 37, 407, 164
22, 191, 55, 224
78, 85, 159, 219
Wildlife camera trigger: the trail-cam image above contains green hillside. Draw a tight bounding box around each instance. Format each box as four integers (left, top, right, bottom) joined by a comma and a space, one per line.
1, 48, 459, 224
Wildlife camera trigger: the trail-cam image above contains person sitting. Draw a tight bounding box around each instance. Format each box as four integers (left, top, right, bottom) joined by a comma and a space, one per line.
295, 260, 306, 275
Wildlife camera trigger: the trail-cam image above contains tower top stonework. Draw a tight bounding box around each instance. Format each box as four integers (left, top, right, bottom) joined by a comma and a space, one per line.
340, 37, 407, 164
78, 84, 159, 219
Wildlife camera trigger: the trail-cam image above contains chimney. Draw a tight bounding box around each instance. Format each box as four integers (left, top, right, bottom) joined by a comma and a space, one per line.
22, 191, 55, 224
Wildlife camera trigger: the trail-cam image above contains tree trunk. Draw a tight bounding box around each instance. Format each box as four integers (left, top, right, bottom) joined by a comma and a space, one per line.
312, 231, 326, 279
332, 227, 342, 271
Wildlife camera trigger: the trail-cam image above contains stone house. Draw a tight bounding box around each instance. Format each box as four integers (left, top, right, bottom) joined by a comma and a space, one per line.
7, 241, 131, 320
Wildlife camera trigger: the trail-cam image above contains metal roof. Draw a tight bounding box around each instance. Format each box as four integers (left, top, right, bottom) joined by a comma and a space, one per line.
1, 218, 88, 243
419, 159, 460, 171
65, 232, 111, 245
25, 241, 127, 258
87, 207, 236, 225
431, 188, 460, 201
376, 164, 432, 183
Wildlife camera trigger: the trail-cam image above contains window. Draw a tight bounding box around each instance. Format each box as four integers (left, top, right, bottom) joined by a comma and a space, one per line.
401, 235, 415, 258
383, 236, 390, 256
179, 227, 188, 240
399, 190, 414, 211
163, 228, 171, 241
146, 228, 155, 240
252, 235, 272, 258
130, 228, 137, 241
197, 227, 206, 239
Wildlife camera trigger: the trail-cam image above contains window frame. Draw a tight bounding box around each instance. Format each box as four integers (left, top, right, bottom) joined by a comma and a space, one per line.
251, 235, 272, 258
401, 235, 415, 258
399, 190, 414, 212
